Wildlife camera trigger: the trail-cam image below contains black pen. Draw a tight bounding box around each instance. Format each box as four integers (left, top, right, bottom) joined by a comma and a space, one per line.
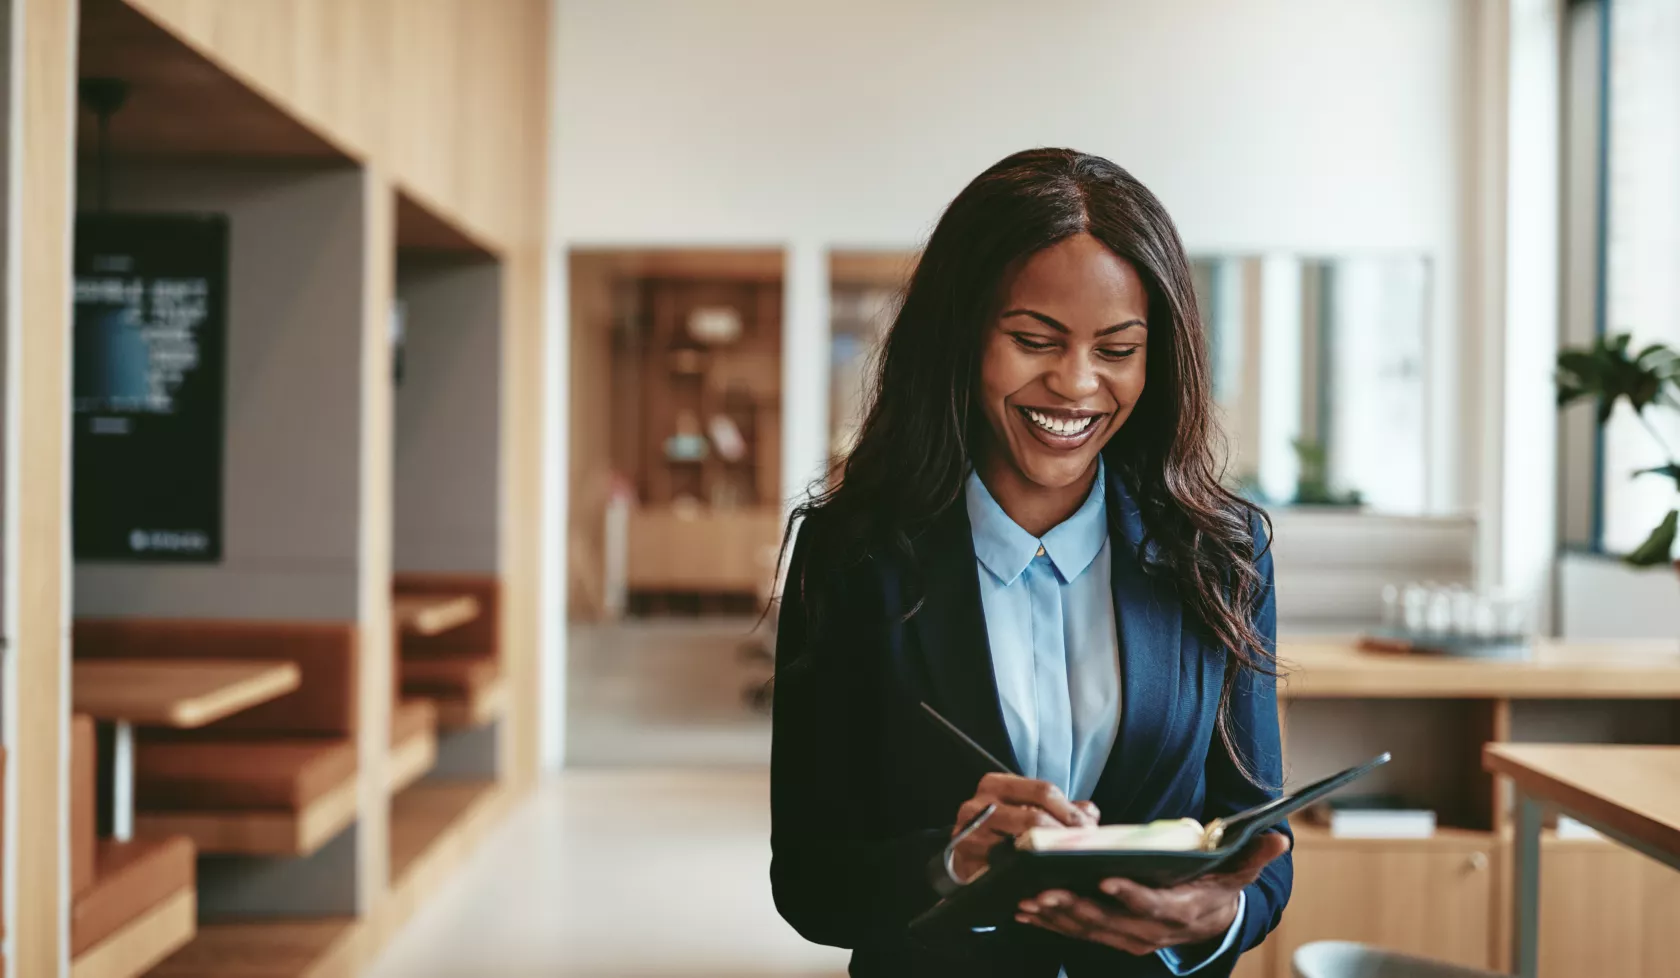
919, 701, 1018, 776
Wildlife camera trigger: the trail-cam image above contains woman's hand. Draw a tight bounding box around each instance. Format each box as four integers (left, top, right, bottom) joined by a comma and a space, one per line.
1014, 831, 1291, 955
950, 773, 1098, 882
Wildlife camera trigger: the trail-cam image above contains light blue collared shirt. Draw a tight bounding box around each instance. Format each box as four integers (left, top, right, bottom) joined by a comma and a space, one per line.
965, 461, 1243, 975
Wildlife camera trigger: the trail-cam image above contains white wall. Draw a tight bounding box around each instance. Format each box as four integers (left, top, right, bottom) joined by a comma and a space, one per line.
553, 0, 1476, 514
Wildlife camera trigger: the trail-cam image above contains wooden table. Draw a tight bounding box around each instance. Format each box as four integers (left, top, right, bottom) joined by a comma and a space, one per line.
1483, 744, 1680, 978
392, 594, 480, 637
73, 658, 301, 842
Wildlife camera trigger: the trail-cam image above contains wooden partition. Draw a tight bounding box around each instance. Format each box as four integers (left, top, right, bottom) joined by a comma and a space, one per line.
386, 198, 509, 895
16, 0, 81, 973
0, 0, 551, 975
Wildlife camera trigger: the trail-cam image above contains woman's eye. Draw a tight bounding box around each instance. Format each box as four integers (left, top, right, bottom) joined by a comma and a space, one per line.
1011, 333, 1055, 352
1098, 347, 1139, 361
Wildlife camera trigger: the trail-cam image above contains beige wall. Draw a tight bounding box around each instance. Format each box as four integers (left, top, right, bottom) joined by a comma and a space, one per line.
74, 164, 370, 620
394, 257, 502, 575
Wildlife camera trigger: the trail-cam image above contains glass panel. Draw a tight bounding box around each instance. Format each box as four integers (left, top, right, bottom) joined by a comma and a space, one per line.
1192, 254, 1431, 514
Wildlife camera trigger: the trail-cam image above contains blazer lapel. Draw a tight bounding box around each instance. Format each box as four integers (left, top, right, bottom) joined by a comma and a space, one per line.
908, 502, 1022, 777
1091, 476, 1184, 819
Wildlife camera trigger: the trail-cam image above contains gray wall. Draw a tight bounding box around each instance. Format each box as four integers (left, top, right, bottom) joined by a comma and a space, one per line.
393, 257, 500, 574
74, 164, 368, 620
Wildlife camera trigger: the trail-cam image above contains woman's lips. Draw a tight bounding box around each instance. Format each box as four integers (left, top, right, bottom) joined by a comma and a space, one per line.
1016, 406, 1107, 451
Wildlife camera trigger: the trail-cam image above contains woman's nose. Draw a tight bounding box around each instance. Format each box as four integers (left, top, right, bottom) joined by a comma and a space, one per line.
1045, 351, 1101, 400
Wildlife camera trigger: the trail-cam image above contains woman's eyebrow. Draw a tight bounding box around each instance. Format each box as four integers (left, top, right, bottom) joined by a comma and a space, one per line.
1000, 308, 1146, 336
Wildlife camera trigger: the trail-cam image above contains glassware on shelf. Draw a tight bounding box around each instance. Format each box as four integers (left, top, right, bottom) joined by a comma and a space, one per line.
1368, 579, 1533, 660
1424, 586, 1453, 634
1381, 584, 1401, 628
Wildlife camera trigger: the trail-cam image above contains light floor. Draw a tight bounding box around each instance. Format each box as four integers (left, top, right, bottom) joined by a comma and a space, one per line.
367, 770, 847, 978
565, 617, 773, 767
369, 619, 842, 976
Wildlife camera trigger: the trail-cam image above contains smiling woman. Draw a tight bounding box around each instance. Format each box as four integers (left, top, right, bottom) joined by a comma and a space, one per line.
978, 235, 1150, 536
770, 149, 1290, 978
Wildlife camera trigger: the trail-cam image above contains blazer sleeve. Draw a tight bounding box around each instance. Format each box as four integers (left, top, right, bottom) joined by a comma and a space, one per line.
1200, 518, 1292, 956
769, 519, 949, 948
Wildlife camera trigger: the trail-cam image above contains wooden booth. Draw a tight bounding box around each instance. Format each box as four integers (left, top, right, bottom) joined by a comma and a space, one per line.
5, 1, 552, 976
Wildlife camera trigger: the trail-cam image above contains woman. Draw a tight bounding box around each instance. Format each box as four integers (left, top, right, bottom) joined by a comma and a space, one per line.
771, 148, 1290, 978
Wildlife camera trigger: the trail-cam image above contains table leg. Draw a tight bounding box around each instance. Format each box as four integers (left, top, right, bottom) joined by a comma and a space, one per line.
1512, 793, 1541, 978
112, 719, 134, 843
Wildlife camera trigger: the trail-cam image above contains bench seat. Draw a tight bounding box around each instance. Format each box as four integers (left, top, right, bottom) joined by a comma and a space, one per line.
400, 656, 506, 729
133, 738, 358, 856
136, 737, 355, 811
388, 699, 438, 794
72, 836, 196, 958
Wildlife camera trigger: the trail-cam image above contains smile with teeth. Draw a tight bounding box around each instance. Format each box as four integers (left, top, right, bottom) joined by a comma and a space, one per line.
1020, 407, 1102, 437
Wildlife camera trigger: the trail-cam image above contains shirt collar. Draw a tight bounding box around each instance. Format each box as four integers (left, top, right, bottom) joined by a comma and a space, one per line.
965, 460, 1109, 586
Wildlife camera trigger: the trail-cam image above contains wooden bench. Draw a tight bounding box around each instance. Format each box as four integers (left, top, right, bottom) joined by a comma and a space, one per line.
69, 715, 197, 978
393, 574, 506, 729
400, 655, 506, 730
389, 698, 438, 794
133, 737, 359, 856
74, 620, 360, 858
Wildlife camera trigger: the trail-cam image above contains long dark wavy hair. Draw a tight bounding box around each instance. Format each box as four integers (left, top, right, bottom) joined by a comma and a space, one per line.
784, 147, 1275, 774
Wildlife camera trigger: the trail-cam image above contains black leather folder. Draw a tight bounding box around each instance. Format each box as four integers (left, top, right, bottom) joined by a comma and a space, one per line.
909, 752, 1391, 938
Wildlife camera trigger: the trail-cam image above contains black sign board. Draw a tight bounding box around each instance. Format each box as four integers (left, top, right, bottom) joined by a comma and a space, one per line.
73, 213, 228, 562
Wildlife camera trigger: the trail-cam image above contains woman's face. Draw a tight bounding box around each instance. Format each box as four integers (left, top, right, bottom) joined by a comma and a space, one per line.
977, 233, 1149, 492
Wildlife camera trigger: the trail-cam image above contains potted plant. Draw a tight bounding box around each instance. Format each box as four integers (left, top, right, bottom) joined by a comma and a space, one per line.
1556, 334, 1680, 570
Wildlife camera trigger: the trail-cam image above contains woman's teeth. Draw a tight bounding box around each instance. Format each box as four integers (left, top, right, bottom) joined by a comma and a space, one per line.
1023, 408, 1097, 436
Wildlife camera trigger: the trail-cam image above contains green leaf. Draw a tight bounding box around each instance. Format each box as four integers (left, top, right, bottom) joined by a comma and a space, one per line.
1556, 334, 1680, 422
1635, 462, 1680, 492
1625, 509, 1679, 568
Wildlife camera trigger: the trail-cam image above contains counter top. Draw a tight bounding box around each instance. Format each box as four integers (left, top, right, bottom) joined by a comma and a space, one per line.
1277, 638, 1680, 699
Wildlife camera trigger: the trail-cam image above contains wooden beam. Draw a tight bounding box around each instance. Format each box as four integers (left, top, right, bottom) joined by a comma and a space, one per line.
76, 0, 345, 162
15, 0, 79, 972
355, 170, 396, 913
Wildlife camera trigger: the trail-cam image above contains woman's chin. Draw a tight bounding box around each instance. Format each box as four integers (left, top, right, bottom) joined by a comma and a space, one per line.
1015, 452, 1101, 492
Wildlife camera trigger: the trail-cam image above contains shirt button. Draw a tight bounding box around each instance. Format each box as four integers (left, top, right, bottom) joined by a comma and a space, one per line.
1035, 545, 1046, 557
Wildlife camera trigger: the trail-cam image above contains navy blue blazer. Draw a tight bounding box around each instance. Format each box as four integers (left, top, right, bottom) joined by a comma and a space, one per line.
770, 476, 1290, 978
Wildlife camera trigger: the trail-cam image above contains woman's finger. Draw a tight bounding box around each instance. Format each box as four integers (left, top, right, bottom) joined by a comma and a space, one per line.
976, 773, 1092, 826
1210, 830, 1291, 885
1098, 877, 1164, 918
959, 803, 1063, 843
1024, 895, 1161, 954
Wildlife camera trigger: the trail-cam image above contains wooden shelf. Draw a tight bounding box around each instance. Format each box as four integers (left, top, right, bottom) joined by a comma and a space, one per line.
1279, 638, 1680, 699
136, 779, 357, 857
146, 918, 358, 978
389, 780, 500, 887
70, 888, 194, 978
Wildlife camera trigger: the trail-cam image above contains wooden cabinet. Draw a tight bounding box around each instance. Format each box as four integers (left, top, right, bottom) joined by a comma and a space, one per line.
1269, 830, 1497, 976
625, 506, 782, 595
1537, 835, 1680, 978
1230, 939, 1272, 978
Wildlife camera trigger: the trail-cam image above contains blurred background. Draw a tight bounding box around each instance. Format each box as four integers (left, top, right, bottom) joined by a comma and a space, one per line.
10, 1, 1679, 977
